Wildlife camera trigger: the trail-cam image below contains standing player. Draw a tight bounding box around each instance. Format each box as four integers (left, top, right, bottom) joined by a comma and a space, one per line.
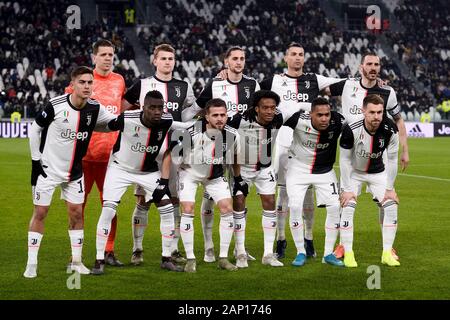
24, 66, 117, 278
328, 53, 408, 260
283, 97, 345, 267
123, 44, 198, 265
175, 98, 246, 272
260, 42, 342, 259
226, 90, 286, 268
196, 46, 260, 263
66, 39, 127, 267
339, 94, 400, 267
92, 91, 183, 274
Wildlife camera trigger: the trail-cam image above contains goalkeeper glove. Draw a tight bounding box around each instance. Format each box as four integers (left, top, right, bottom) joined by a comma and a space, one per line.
233, 175, 249, 197
152, 178, 171, 203
31, 160, 47, 186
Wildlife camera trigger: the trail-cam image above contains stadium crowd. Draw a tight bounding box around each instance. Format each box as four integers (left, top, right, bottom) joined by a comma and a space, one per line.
0, 0, 137, 118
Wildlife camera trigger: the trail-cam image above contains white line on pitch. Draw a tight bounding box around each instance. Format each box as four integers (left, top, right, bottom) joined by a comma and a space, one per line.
398, 173, 450, 182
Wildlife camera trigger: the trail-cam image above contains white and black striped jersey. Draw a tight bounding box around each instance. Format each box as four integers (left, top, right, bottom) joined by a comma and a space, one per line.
196, 75, 260, 116
284, 111, 345, 174
260, 73, 342, 147
227, 109, 284, 171
32, 94, 116, 181
329, 78, 401, 123
124, 75, 197, 122
175, 119, 240, 180
108, 110, 173, 173
340, 118, 399, 173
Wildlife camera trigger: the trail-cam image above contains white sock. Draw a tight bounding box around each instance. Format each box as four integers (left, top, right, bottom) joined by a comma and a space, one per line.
324, 205, 340, 256
219, 212, 234, 258
180, 213, 195, 259
276, 185, 288, 241
233, 210, 246, 256
340, 201, 356, 252
382, 200, 398, 251
96, 201, 117, 260
171, 204, 181, 253
262, 210, 277, 257
27, 231, 43, 265
68, 229, 84, 263
132, 203, 149, 252
378, 204, 385, 232
303, 187, 315, 240
200, 192, 215, 251
158, 204, 175, 257
289, 205, 305, 254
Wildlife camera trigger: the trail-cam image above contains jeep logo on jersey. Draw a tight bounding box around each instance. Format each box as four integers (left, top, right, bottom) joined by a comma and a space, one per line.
226, 101, 247, 113
131, 142, 159, 154
303, 140, 330, 149
203, 157, 223, 164
105, 105, 119, 114
349, 105, 362, 115
61, 129, 88, 141
283, 90, 309, 102
165, 101, 179, 111
357, 149, 383, 159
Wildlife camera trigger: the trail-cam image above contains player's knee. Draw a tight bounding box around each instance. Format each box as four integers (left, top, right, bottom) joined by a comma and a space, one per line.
217, 200, 233, 214
170, 197, 180, 206
157, 199, 172, 207
261, 195, 275, 211
381, 199, 398, 208
233, 195, 246, 212
33, 205, 49, 221
136, 195, 146, 206
181, 202, 194, 214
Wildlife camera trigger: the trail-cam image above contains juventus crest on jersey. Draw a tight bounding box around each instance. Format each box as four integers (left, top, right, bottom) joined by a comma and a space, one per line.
34, 94, 116, 182
284, 111, 345, 174
108, 110, 174, 173
340, 118, 399, 173
197, 75, 260, 116
124, 75, 196, 121
176, 119, 240, 180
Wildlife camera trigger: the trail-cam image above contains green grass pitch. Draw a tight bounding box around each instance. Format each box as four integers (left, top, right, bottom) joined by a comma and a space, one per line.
0, 137, 449, 300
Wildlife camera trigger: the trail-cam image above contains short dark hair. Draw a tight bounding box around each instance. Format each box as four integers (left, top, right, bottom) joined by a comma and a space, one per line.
92, 39, 114, 55
286, 42, 303, 53
71, 66, 93, 80
361, 52, 380, 64
225, 46, 245, 59
205, 98, 227, 113
144, 90, 164, 103
363, 94, 384, 108
311, 97, 330, 112
252, 90, 280, 108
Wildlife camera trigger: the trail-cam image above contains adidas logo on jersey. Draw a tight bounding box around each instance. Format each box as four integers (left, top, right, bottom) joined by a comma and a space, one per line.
283, 90, 309, 102
131, 142, 159, 154
61, 129, 88, 141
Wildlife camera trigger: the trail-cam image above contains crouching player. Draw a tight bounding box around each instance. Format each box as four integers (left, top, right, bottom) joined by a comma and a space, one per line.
339, 94, 400, 267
